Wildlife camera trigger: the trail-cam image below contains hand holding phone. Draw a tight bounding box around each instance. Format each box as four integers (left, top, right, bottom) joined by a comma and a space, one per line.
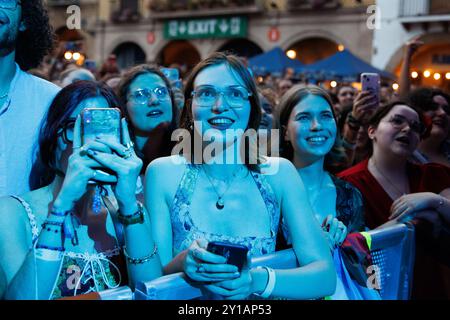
361, 73, 380, 107
206, 241, 249, 272
161, 67, 183, 89
81, 108, 121, 183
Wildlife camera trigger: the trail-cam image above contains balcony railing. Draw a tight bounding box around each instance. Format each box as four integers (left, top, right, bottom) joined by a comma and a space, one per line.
286, 0, 341, 11
400, 0, 450, 17
147, 0, 263, 19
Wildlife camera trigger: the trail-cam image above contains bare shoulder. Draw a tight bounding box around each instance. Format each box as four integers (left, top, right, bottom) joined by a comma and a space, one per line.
0, 196, 28, 239
258, 157, 300, 196
144, 155, 187, 195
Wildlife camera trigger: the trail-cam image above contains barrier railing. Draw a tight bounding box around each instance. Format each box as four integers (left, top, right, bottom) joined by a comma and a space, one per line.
132, 223, 415, 300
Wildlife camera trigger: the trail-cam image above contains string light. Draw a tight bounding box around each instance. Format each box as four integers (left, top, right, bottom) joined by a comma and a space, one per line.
392, 83, 399, 91
286, 50, 297, 59
423, 70, 431, 78
338, 44, 345, 52
330, 81, 337, 88
64, 51, 73, 60
446, 72, 450, 80
411, 71, 418, 79
434, 73, 441, 80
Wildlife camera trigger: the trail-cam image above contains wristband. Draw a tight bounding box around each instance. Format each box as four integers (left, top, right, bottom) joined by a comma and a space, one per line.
118, 202, 144, 226
254, 266, 276, 298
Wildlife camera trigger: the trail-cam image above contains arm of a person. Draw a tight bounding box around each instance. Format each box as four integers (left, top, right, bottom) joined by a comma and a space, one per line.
0, 264, 6, 299
251, 158, 337, 299
4, 199, 67, 300
144, 158, 178, 275
121, 203, 163, 288
437, 188, 450, 224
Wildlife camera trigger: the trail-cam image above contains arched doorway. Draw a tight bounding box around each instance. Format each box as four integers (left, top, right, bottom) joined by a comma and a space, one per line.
112, 42, 146, 69
218, 38, 263, 59
158, 40, 201, 70
287, 37, 340, 65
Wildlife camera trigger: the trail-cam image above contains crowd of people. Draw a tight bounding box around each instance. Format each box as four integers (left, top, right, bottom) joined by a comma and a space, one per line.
0, 0, 450, 300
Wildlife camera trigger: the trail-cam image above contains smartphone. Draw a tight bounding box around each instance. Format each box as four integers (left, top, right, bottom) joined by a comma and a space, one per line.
206, 241, 249, 272
161, 67, 183, 89
81, 108, 121, 183
361, 73, 380, 106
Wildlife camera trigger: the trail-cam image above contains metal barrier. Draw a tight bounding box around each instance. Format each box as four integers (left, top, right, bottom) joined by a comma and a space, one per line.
133, 223, 415, 300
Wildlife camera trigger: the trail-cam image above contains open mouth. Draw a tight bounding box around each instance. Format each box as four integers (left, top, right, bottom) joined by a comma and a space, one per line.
147, 109, 163, 117
432, 118, 448, 128
207, 117, 235, 130
306, 136, 328, 145
395, 136, 410, 146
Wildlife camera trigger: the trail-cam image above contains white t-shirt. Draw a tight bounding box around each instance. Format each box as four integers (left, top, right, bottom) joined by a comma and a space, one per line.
0, 64, 60, 197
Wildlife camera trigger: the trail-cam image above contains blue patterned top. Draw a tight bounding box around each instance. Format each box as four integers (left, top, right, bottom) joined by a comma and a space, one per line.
170, 164, 280, 258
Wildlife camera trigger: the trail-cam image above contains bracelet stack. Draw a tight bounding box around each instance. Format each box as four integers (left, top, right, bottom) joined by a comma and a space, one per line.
123, 243, 158, 264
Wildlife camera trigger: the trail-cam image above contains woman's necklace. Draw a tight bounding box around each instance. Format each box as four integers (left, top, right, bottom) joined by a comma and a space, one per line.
202, 165, 243, 210
306, 171, 327, 208
370, 158, 408, 197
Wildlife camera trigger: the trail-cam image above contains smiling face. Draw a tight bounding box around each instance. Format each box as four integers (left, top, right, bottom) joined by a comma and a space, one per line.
191, 63, 251, 142
285, 94, 337, 165
425, 95, 450, 142
126, 73, 173, 134
0, 2, 24, 55
56, 96, 110, 173
368, 104, 421, 159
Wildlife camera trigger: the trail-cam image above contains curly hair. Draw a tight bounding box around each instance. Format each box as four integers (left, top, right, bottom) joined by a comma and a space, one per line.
15, 0, 55, 70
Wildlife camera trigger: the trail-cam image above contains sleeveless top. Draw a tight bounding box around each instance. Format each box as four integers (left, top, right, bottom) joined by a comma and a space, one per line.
11, 195, 126, 300
170, 164, 280, 258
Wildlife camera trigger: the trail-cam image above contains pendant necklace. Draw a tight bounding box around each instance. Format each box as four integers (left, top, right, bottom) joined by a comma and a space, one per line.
202, 165, 243, 210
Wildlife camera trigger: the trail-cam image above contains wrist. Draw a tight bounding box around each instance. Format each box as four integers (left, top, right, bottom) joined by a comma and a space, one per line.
53, 195, 75, 213
250, 267, 268, 295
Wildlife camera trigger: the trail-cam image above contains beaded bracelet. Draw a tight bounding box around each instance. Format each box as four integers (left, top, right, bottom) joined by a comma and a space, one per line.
123, 244, 158, 264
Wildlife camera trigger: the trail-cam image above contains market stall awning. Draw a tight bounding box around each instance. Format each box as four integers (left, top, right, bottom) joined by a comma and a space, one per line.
248, 47, 304, 76
302, 49, 395, 80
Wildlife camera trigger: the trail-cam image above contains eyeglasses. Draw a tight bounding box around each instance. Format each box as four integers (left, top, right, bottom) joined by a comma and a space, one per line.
386, 115, 425, 135
58, 119, 76, 144
191, 85, 252, 109
128, 87, 170, 104
0, 0, 21, 10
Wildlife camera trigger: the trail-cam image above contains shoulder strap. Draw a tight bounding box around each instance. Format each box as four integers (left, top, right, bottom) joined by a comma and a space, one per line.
10, 195, 40, 244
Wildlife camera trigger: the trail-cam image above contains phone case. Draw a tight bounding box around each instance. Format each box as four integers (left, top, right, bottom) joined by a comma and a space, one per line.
361, 73, 380, 105
81, 108, 121, 145
207, 241, 249, 271
161, 67, 180, 82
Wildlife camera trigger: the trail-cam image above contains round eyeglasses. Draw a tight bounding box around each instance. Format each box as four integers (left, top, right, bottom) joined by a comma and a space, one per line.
191, 86, 252, 109
128, 87, 170, 104
386, 115, 425, 135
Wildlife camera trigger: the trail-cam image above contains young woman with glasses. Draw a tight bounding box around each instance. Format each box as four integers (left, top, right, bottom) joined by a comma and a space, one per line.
0, 81, 162, 299
338, 101, 450, 299
144, 53, 336, 300
116, 65, 178, 202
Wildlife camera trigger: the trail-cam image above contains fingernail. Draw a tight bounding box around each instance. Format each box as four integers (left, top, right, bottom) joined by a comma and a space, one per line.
87, 149, 96, 156
233, 272, 240, 277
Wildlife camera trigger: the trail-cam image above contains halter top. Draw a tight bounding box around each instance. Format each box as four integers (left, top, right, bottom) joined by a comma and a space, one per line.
170, 164, 280, 258
11, 195, 126, 300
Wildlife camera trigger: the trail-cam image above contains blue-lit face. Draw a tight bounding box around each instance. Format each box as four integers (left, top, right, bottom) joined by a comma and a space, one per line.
127, 73, 173, 134
56, 96, 110, 173
191, 63, 251, 142
0, 1, 24, 54
285, 94, 337, 163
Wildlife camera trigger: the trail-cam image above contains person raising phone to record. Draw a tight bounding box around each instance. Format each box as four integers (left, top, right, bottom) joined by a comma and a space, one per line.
0, 81, 162, 299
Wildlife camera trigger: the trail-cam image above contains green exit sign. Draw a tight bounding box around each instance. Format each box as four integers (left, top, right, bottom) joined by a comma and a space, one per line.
164, 16, 248, 40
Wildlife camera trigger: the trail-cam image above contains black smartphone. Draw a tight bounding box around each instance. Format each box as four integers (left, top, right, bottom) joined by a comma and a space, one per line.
206, 241, 249, 272
80, 108, 121, 183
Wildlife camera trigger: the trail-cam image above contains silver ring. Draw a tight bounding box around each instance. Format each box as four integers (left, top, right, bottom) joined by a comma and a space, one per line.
92, 170, 97, 178
123, 151, 133, 159
125, 141, 134, 149
196, 265, 205, 273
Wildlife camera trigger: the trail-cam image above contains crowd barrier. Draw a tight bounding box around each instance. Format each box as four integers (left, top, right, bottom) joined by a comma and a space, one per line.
130, 223, 415, 300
